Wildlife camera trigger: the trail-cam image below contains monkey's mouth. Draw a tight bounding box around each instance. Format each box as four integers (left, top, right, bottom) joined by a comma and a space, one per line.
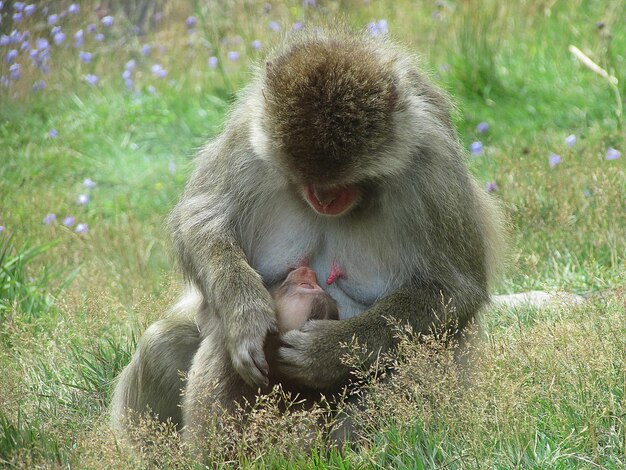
304, 185, 360, 216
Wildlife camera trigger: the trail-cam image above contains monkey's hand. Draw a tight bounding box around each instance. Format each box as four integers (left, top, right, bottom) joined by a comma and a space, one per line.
277, 319, 356, 391
225, 292, 278, 388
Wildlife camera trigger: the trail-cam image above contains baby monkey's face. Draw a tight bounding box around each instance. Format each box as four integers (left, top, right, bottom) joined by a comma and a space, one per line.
272, 267, 339, 333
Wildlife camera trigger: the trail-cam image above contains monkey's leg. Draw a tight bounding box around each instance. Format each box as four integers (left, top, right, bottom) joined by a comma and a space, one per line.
111, 316, 201, 434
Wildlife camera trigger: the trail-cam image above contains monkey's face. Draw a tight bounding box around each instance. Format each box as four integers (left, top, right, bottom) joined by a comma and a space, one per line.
262, 36, 404, 217
272, 267, 339, 332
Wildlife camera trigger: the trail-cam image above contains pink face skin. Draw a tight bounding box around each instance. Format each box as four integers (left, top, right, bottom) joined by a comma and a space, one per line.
272, 267, 334, 333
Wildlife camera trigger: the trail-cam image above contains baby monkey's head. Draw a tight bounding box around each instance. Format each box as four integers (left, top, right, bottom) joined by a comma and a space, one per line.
272, 267, 339, 333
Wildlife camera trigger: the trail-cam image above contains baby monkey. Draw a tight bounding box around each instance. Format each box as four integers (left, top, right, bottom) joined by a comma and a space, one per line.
182, 267, 338, 439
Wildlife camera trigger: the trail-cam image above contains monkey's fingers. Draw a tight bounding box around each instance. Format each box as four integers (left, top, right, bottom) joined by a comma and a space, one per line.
232, 342, 270, 387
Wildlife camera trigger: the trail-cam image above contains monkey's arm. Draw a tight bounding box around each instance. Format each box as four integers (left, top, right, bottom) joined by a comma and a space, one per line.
168, 147, 277, 388
277, 283, 484, 391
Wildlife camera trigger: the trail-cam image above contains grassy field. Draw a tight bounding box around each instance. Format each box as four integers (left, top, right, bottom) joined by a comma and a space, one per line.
1, 0, 624, 467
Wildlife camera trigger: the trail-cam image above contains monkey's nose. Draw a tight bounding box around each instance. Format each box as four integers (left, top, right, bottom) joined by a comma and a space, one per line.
290, 266, 318, 284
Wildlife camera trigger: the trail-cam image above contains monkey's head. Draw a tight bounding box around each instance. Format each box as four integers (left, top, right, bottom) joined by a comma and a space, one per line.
259, 32, 411, 217
272, 267, 339, 333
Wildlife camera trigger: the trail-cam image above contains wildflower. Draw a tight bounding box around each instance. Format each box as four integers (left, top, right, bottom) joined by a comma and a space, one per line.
377, 19, 389, 34
147, 85, 156, 94
48, 14, 58, 25
53, 31, 66, 46
0, 35, 9, 46
84, 74, 99, 86
20, 40, 30, 51
102, 16, 114, 27
151, 64, 167, 78
94, 33, 104, 42
74, 29, 83, 48
13, 2, 25, 11
470, 141, 483, 155
75, 223, 88, 234
122, 69, 131, 80
51, 26, 61, 35
76, 194, 89, 205
142, 44, 151, 56
24, 4, 35, 16
32, 79, 46, 91
293, 22, 304, 31
565, 134, 576, 148
251, 39, 262, 50
124, 78, 133, 90
606, 147, 621, 160
87, 24, 96, 33
169, 160, 176, 174
303, 0, 316, 6
269, 21, 280, 32
476, 121, 489, 133
9, 63, 20, 80
549, 153, 561, 168
36, 38, 49, 50
227, 51, 239, 62
13, 12, 23, 22
68, 3, 79, 14
48, 128, 58, 137
186, 16, 197, 28
0, 226, 4, 233
43, 213, 56, 224
368, 19, 389, 36
62, 216, 75, 227
79, 51, 92, 63
485, 181, 498, 193
4, 49, 17, 63
208, 56, 218, 69
125, 59, 136, 70
83, 178, 96, 189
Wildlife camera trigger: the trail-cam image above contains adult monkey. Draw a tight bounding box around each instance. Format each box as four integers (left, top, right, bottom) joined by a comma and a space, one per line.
112, 28, 504, 436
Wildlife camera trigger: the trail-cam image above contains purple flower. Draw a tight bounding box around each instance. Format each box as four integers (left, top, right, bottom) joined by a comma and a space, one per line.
485, 181, 498, 193
94, 33, 104, 42
101, 16, 114, 27
24, 4, 35, 16
565, 134, 576, 148
68, 3, 79, 14
48, 14, 58, 25
251, 39, 262, 50
377, 19, 389, 34
0, 35, 9, 46
122, 69, 131, 80
79, 51, 92, 63
13, 2, 25, 11
168, 160, 176, 174
36, 38, 49, 50
32, 79, 46, 91
0, 226, 4, 233
269, 21, 280, 32
470, 141, 483, 155
606, 147, 621, 161
4, 49, 18, 63
208, 56, 218, 69
186, 16, 197, 28
227, 51, 239, 62
303, 0, 316, 6
83, 178, 96, 189
20, 40, 30, 51
74, 29, 83, 48
292, 22, 304, 31
62, 216, 75, 227
147, 85, 156, 94
76, 194, 89, 205
48, 128, 58, 137
10, 30, 22, 44
368, 19, 389, 36
549, 153, 561, 168
12, 12, 23, 22
87, 24, 96, 33
142, 44, 151, 56
43, 213, 56, 225
124, 59, 136, 70
75, 223, 88, 234
9, 63, 20, 80
84, 74, 99, 86
124, 78, 133, 90
476, 121, 489, 133
151, 64, 167, 78
51, 26, 61, 35
53, 31, 66, 46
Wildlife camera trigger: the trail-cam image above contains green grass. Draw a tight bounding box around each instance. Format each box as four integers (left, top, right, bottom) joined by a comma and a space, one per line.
1, 0, 625, 467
